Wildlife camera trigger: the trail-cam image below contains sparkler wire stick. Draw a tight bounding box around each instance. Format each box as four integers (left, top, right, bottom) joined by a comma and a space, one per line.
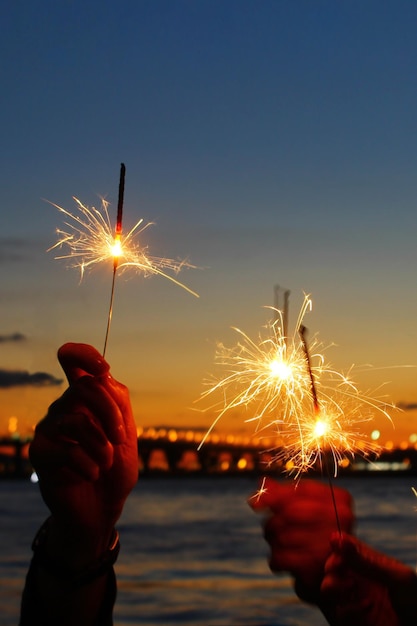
103, 163, 125, 357
299, 324, 342, 535
299, 325, 319, 413
283, 289, 290, 349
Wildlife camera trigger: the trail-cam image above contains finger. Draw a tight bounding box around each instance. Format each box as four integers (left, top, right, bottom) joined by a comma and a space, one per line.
30, 413, 114, 470
330, 533, 417, 590
249, 476, 289, 511
31, 432, 103, 482
250, 477, 351, 512
96, 374, 136, 438
58, 376, 126, 444
269, 549, 307, 574
58, 343, 110, 384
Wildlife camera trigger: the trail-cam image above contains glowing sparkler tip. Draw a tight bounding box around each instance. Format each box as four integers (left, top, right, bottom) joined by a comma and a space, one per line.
47, 194, 198, 297
269, 359, 292, 381
313, 418, 328, 438
111, 235, 122, 258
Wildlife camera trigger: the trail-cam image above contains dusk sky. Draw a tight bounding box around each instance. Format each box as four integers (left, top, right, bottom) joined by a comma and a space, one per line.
2, 1, 417, 446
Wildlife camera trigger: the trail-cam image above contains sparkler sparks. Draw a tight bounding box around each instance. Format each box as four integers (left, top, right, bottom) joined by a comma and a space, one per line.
199, 294, 393, 477
268, 381, 383, 479
199, 296, 314, 437
47, 164, 198, 354
48, 198, 198, 295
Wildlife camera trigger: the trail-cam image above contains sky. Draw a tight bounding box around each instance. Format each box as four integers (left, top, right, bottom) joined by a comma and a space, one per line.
1, 0, 417, 446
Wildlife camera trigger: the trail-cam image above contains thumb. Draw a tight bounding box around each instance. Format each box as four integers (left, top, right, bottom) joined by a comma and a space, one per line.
58, 343, 110, 384
330, 533, 417, 591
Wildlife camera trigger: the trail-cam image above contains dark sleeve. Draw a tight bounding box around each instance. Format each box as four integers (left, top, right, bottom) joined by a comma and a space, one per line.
19, 558, 117, 626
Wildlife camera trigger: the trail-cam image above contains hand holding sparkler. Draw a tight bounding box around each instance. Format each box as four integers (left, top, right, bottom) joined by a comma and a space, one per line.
251, 477, 417, 625
249, 477, 355, 605
30, 342, 139, 530
320, 533, 417, 625
24, 342, 139, 626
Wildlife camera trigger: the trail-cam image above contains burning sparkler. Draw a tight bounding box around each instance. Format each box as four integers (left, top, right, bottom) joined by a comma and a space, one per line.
48, 164, 198, 355
199, 294, 393, 478
103, 163, 126, 355
198, 295, 314, 446
198, 297, 311, 443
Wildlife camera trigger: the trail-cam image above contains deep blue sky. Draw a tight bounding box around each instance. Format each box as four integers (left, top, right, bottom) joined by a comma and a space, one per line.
1, 1, 417, 442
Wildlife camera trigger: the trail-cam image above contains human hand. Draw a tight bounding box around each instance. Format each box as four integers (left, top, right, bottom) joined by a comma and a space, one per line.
320, 533, 417, 625
29, 343, 139, 564
249, 477, 355, 605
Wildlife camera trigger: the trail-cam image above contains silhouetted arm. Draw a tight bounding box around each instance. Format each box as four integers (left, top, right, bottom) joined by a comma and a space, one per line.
20, 343, 139, 626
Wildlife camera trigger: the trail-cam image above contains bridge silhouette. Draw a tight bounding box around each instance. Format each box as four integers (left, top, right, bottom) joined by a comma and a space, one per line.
137, 427, 277, 474
0, 429, 281, 478
1, 428, 417, 478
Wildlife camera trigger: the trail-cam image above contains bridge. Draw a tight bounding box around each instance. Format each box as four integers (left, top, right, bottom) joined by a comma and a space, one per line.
137, 427, 278, 474
0, 429, 281, 478
0, 436, 31, 478
1, 429, 417, 478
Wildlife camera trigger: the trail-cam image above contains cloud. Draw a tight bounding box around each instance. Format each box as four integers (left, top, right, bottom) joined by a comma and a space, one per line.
0, 369, 63, 388
0, 237, 31, 262
0, 332, 26, 343
397, 402, 417, 411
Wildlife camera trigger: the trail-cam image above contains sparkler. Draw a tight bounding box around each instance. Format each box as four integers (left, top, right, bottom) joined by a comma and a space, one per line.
198, 295, 314, 448
199, 294, 393, 479
48, 164, 198, 355
298, 324, 342, 532
102, 163, 125, 356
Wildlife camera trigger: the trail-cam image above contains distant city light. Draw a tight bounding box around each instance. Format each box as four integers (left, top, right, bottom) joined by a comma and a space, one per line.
8, 417, 18, 435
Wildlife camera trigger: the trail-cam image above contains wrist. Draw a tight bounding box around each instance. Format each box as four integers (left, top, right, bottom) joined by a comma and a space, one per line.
48, 516, 116, 567
32, 517, 120, 587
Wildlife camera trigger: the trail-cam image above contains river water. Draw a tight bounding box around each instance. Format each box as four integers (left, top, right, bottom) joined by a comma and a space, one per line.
1, 474, 416, 625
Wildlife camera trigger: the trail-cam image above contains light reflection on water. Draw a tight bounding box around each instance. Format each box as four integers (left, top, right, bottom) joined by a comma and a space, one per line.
0, 475, 416, 625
